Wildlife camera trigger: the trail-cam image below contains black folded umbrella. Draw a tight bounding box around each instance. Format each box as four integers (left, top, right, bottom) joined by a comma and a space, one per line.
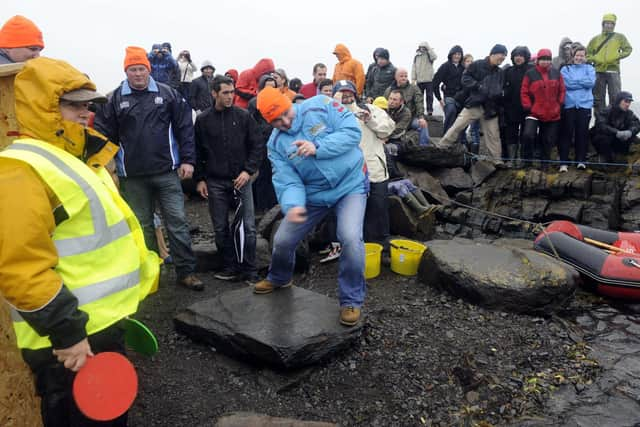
231, 190, 244, 264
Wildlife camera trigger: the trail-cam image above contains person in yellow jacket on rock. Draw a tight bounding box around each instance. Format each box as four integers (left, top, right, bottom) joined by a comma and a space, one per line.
0, 57, 159, 426
587, 13, 633, 114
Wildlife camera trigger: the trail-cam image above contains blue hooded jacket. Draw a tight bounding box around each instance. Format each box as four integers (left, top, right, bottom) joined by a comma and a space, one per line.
267, 95, 368, 214
561, 63, 596, 109
148, 43, 178, 87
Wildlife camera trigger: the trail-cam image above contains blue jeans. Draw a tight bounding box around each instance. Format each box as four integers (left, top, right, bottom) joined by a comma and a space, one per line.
268, 193, 367, 308
206, 179, 256, 274
411, 118, 430, 146
443, 97, 459, 134
120, 170, 196, 279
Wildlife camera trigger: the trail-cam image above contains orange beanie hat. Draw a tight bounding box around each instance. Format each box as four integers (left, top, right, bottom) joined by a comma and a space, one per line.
257, 86, 292, 123
123, 46, 150, 71
0, 15, 44, 49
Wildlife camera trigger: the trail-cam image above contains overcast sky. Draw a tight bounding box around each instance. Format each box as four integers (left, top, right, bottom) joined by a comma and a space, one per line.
4, 1, 639, 108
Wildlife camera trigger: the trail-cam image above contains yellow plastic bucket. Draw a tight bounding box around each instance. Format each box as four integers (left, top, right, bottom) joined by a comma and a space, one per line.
390, 239, 427, 276
364, 243, 383, 279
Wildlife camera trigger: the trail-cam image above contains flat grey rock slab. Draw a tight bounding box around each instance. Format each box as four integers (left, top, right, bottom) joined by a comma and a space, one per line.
418, 239, 579, 314
215, 412, 336, 427
174, 286, 363, 369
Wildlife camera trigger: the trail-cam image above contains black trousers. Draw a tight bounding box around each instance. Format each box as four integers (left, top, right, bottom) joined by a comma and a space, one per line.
561, 108, 591, 163
21, 323, 128, 427
418, 81, 434, 114
364, 180, 390, 247
522, 119, 560, 166
591, 132, 631, 163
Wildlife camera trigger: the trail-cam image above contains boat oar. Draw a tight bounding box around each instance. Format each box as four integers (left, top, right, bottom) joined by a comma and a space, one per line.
584, 237, 633, 254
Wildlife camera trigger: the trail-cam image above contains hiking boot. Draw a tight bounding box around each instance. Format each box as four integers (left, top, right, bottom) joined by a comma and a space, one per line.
177, 274, 204, 291
340, 306, 361, 326
253, 279, 292, 294
577, 163, 587, 170
559, 165, 569, 173
214, 269, 238, 281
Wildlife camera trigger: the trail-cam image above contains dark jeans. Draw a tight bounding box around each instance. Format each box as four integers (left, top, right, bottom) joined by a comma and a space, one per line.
561, 108, 591, 163
207, 179, 256, 274
364, 180, 390, 247
418, 81, 434, 114
442, 97, 459, 134
252, 157, 277, 213
120, 170, 196, 278
178, 82, 191, 106
522, 119, 560, 166
591, 132, 631, 163
594, 71, 621, 115
22, 323, 128, 427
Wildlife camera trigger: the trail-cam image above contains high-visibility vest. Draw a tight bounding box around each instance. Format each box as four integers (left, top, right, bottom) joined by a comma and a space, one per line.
1, 139, 159, 350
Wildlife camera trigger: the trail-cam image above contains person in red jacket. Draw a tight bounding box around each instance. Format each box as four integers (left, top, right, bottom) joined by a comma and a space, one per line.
233, 58, 275, 108
520, 48, 566, 168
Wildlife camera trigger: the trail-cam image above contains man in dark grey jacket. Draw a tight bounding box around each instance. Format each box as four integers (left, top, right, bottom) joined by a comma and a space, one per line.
436, 44, 507, 166
364, 48, 396, 100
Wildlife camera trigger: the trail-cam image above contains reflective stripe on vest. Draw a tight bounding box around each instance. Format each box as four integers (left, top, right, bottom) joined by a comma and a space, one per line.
1, 139, 148, 350
10, 143, 130, 257
11, 269, 140, 322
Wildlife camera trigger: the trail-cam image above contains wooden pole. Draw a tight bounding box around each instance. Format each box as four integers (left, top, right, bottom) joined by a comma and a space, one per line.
584, 237, 632, 254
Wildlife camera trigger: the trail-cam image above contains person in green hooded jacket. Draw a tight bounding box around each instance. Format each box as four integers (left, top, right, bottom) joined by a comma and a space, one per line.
587, 13, 632, 114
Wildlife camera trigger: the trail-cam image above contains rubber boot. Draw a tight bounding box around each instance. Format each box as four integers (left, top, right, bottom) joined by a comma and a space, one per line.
402, 193, 430, 217
507, 144, 518, 168
411, 189, 429, 207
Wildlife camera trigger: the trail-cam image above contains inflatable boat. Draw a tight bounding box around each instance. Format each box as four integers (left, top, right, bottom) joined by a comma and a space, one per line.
534, 221, 640, 300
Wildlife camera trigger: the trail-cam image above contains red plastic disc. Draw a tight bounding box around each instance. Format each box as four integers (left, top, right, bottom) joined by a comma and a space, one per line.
72, 352, 138, 421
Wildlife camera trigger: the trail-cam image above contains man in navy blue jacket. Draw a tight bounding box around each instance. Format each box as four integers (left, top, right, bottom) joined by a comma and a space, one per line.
95, 46, 203, 291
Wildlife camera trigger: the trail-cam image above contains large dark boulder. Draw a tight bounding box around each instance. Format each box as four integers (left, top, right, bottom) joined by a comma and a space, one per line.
174, 287, 362, 369
432, 167, 474, 194
418, 239, 578, 314
399, 144, 468, 169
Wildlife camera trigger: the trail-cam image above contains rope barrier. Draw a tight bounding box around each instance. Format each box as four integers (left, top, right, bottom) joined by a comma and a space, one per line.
465, 152, 633, 168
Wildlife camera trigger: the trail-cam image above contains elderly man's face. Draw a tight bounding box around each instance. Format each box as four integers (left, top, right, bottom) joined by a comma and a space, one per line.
395, 70, 409, 86
126, 65, 150, 90
5, 46, 42, 62
270, 108, 296, 131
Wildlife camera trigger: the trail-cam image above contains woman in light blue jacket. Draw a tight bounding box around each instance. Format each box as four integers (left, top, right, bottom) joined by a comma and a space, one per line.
560, 44, 596, 171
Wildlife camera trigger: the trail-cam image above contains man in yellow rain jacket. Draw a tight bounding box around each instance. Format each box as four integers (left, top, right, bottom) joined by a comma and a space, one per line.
0, 57, 159, 426
587, 13, 633, 114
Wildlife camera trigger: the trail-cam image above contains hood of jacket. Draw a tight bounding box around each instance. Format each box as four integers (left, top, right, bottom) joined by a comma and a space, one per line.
614, 91, 633, 109
225, 68, 239, 82
418, 41, 431, 49
252, 58, 275, 80
511, 45, 532, 65
447, 45, 463, 62
373, 47, 389, 61
14, 57, 112, 161
200, 59, 215, 72
557, 37, 573, 59
334, 44, 352, 63
150, 43, 161, 52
